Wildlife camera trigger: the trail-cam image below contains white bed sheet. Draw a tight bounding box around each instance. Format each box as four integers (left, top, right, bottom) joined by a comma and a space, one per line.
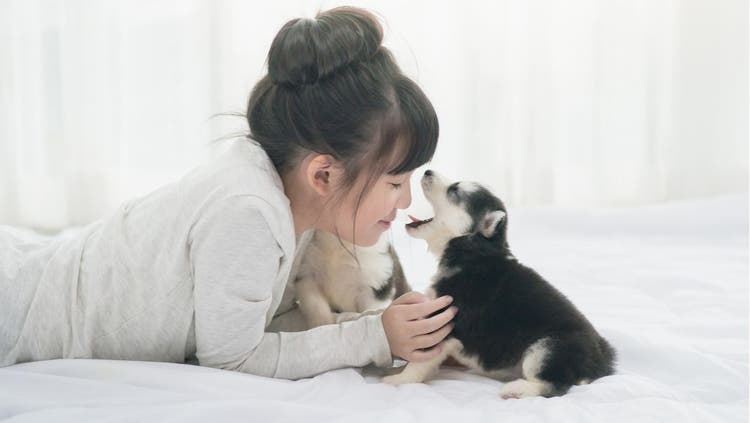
1, 194, 747, 422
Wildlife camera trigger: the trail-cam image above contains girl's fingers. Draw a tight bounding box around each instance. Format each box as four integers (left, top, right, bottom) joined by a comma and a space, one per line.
392, 291, 428, 306
410, 306, 457, 336
412, 323, 454, 350
404, 295, 453, 320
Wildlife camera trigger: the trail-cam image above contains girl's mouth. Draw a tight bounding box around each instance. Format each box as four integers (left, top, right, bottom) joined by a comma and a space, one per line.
406, 214, 434, 228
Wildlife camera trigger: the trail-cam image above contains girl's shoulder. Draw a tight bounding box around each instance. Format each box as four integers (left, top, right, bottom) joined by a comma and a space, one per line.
184, 140, 288, 205
178, 140, 294, 252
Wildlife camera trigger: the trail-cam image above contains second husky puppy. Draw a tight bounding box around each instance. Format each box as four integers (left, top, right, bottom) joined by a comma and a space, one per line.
295, 229, 410, 328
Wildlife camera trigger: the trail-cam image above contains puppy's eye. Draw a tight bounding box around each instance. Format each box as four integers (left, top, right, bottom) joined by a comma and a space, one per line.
447, 183, 460, 200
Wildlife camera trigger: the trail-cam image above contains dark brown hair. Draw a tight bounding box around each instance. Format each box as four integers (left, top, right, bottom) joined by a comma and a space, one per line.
246, 6, 438, 246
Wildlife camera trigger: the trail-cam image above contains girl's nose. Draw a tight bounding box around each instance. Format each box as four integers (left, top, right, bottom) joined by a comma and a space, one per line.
398, 181, 412, 209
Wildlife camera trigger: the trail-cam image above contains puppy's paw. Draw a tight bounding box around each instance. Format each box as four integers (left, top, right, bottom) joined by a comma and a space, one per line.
499, 379, 547, 399
382, 373, 423, 385
333, 311, 360, 323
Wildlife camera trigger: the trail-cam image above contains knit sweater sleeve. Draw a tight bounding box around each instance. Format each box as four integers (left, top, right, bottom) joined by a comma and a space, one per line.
189, 195, 393, 379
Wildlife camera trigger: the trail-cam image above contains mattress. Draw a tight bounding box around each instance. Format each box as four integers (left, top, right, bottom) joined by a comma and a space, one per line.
1, 193, 747, 422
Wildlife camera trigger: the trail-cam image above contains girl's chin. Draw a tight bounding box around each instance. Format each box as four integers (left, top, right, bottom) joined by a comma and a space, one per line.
335, 224, 387, 247
351, 230, 382, 247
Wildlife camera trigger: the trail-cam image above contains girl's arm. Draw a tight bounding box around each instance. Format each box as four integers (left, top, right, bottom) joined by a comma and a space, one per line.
189, 195, 392, 379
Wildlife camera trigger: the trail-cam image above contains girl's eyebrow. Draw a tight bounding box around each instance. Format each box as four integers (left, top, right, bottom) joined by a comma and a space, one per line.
385, 172, 407, 178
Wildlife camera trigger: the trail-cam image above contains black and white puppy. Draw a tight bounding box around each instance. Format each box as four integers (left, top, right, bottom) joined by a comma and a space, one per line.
294, 229, 410, 328
383, 170, 616, 399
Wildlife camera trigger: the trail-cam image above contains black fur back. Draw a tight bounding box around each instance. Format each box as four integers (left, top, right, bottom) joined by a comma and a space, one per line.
434, 231, 616, 394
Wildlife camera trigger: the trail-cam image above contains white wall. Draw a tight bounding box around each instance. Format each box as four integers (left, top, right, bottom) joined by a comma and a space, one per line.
0, 0, 746, 230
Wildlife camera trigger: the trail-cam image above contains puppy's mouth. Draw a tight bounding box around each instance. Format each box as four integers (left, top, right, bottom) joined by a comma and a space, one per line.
406, 214, 434, 229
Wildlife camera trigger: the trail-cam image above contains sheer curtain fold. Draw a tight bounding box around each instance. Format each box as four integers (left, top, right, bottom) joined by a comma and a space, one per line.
0, 0, 746, 230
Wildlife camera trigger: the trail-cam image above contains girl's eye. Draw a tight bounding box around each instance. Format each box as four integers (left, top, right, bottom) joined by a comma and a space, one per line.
390, 183, 402, 190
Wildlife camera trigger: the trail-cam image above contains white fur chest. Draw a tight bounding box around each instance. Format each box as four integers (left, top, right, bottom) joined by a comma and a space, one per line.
298, 230, 394, 313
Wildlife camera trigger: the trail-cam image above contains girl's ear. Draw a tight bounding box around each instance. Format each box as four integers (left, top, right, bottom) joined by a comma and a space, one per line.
305, 154, 339, 197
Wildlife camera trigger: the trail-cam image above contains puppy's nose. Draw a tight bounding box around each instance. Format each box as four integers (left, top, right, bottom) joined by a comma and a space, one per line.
424, 170, 433, 177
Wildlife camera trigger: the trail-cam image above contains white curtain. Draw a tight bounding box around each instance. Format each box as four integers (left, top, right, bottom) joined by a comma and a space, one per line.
1, 0, 747, 231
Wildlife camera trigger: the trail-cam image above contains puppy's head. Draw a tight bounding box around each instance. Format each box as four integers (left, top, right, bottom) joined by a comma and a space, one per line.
405, 170, 508, 256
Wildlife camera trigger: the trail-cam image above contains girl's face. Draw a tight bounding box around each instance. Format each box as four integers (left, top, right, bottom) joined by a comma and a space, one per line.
331, 169, 414, 247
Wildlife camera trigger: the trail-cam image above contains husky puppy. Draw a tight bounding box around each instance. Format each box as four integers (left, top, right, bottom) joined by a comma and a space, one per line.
294, 229, 410, 328
382, 170, 616, 399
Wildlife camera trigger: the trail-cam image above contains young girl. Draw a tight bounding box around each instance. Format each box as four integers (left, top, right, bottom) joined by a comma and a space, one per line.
0, 6, 457, 379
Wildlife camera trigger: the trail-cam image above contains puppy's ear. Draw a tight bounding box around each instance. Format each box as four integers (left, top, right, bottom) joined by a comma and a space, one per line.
479, 210, 506, 238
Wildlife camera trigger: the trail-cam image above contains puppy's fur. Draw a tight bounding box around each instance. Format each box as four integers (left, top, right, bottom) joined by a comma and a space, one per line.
295, 229, 410, 328
382, 170, 616, 399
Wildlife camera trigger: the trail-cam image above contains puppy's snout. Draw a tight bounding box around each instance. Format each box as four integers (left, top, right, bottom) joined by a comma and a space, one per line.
421, 170, 434, 191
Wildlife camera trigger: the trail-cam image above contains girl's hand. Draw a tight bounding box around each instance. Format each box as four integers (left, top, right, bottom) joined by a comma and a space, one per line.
381, 291, 457, 362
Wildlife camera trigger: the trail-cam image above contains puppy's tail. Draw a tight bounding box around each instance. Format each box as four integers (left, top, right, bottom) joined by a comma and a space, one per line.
596, 336, 617, 377
546, 335, 616, 396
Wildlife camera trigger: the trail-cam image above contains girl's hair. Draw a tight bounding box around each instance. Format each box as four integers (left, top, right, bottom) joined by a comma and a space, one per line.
246, 6, 438, 246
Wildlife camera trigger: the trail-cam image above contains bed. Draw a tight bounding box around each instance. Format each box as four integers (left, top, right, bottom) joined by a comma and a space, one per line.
1, 194, 747, 422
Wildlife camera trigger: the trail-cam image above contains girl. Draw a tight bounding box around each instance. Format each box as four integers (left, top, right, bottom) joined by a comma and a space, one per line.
0, 6, 457, 379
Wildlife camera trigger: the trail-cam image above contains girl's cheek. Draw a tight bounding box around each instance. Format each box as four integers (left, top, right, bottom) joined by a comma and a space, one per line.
390, 189, 402, 207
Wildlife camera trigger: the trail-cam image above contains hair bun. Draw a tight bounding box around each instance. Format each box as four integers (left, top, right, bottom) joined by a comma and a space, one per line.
268, 7, 383, 87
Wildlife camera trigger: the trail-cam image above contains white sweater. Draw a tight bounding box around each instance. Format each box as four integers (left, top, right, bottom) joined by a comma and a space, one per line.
0, 140, 393, 379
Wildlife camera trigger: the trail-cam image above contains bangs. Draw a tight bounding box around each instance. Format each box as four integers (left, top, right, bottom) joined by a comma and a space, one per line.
376, 76, 439, 175
332, 75, 439, 214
